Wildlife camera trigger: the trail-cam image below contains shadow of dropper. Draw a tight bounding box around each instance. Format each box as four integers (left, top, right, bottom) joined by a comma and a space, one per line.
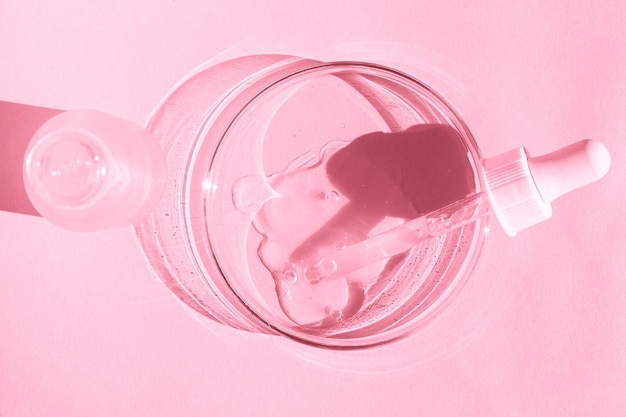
289, 124, 476, 269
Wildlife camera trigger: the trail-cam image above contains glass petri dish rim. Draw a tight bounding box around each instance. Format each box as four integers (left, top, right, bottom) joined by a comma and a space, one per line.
197, 59, 489, 348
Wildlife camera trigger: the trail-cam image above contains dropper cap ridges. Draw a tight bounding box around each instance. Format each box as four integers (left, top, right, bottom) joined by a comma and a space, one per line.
483, 139, 611, 236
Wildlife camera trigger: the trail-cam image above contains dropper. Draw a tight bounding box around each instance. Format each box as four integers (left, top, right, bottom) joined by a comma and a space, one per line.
303, 139, 611, 280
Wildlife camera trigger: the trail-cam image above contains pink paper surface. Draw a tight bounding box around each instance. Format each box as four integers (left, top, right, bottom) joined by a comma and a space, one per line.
1, 1, 625, 416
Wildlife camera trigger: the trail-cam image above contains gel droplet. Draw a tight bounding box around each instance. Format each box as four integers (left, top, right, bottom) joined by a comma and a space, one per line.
303, 258, 337, 283
325, 190, 340, 202
282, 269, 298, 284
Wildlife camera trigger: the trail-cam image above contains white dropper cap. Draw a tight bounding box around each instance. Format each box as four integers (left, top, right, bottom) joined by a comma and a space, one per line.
483, 139, 611, 236
23, 110, 167, 231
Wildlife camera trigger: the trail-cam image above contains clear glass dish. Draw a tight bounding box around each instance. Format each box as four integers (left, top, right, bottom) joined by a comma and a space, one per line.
135, 54, 488, 348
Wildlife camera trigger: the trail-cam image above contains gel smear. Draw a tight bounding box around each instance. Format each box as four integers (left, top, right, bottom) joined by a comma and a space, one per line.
235, 141, 389, 327
233, 125, 476, 328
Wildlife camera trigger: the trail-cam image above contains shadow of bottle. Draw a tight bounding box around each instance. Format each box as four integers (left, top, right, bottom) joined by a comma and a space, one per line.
0, 101, 64, 217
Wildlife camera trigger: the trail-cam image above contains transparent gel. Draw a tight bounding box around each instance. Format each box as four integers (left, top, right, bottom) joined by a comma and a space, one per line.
233, 136, 489, 329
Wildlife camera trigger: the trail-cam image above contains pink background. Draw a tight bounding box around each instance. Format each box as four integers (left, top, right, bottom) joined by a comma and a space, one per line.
2, 1, 625, 415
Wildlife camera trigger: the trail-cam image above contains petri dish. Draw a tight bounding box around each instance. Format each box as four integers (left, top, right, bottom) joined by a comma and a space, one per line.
135, 54, 488, 348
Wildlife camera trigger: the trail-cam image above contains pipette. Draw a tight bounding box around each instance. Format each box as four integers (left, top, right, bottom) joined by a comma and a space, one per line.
300, 139, 611, 281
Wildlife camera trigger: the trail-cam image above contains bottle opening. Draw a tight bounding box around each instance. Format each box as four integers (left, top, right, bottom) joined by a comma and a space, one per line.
26, 131, 107, 206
